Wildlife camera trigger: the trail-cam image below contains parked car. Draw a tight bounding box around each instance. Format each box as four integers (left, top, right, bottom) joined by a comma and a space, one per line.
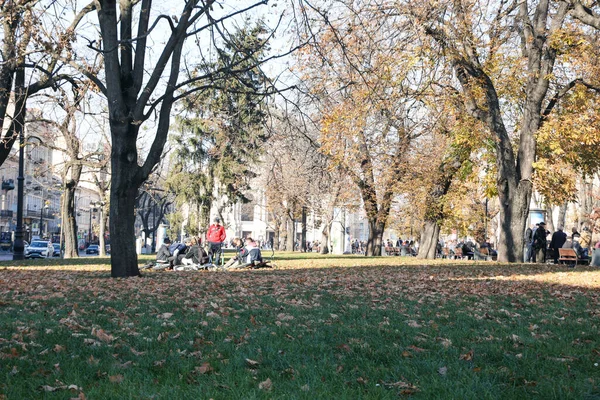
52, 243, 61, 257
25, 241, 53, 259
86, 244, 99, 255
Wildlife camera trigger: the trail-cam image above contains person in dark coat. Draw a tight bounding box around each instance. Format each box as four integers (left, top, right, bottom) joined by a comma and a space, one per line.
533, 222, 549, 263
156, 238, 172, 263
548, 226, 567, 264
182, 237, 209, 265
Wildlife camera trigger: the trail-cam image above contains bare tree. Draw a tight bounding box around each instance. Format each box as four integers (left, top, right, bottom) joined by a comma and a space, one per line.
75, 0, 292, 276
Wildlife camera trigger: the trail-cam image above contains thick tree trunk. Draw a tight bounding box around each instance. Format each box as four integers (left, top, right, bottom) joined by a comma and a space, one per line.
365, 219, 384, 256
417, 220, 440, 259
286, 214, 295, 251
110, 127, 141, 278
497, 182, 531, 263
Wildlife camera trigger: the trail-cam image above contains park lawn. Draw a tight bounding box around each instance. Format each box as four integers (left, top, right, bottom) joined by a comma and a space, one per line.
0, 254, 599, 399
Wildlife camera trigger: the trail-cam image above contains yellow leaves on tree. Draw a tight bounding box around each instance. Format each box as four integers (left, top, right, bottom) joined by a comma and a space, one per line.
536, 84, 600, 204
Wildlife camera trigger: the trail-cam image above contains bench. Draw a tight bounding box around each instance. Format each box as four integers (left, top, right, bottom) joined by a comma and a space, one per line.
558, 248, 588, 266
385, 246, 399, 256
453, 247, 465, 260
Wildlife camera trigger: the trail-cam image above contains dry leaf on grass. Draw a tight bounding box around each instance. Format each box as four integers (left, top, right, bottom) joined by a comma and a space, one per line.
109, 374, 124, 383
259, 378, 272, 391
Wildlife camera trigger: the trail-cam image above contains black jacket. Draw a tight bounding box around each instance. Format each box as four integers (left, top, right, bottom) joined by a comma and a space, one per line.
549, 231, 567, 249
184, 245, 209, 264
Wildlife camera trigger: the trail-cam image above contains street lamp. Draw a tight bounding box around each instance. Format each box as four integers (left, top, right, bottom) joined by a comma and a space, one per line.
13, 135, 42, 260
88, 201, 96, 243
39, 202, 48, 239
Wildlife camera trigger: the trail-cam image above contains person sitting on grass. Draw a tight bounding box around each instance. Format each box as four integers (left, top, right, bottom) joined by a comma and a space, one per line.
223, 237, 265, 270
156, 238, 171, 264
181, 237, 209, 266
223, 238, 245, 269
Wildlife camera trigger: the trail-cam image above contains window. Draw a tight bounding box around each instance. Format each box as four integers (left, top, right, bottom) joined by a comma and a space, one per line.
240, 194, 255, 222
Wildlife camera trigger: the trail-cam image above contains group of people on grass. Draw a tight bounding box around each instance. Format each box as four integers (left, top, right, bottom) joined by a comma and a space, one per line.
385, 239, 419, 256
526, 222, 596, 264
150, 217, 265, 271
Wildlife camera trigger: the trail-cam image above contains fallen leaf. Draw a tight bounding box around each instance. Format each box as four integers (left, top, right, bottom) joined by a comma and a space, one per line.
337, 343, 351, 352
54, 344, 65, 353
438, 366, 447, 376
277, 313, 294, 321
159, 312, 173, 319
407, 320, 421, 328
197, 362, 212, 374
460, 350, 474, 361
245, 358, 260, 368
259, 378, 272, 391
109, 374, 124, 383
92, 328, 115, 343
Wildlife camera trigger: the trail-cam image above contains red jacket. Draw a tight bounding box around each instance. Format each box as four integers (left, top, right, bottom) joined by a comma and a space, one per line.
207, 224, 226, 243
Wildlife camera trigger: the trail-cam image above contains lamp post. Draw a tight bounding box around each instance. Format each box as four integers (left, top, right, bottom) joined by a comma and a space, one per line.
12, 126, 26, 260
88, 202, 94, 243
39, 204, 44, 239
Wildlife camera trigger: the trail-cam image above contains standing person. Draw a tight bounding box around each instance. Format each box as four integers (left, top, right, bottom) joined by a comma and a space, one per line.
525, 224, 535, 262
548, 227, 567, 264
207, 217, 226, 265
532, 222, 548, 263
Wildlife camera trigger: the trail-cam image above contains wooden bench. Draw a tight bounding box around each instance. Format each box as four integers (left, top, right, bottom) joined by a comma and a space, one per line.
558, 248, 586, 266
453, 247, 465, 259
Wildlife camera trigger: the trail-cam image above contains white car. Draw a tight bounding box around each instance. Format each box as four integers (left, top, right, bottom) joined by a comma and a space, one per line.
25, 241, 54, 259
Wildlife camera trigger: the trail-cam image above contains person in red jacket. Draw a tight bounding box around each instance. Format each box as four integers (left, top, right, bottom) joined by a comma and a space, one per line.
206, 217, 226, 265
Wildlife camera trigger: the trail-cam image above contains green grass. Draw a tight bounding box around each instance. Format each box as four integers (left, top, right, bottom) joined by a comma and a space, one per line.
0, 253, 599, 399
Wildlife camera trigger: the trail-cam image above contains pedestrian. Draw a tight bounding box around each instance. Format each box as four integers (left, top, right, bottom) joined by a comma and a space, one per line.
206, 217, 226, 265
548, 226, 567, 264
532, 222, 548, 263
525, 224, 535, 262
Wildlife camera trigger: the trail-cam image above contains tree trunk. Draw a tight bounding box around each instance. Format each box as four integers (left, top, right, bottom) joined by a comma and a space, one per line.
365, 218, 384, 256
320, 221, 331, 254
496, 182, 531, 263
301, 207, 307, 252
545, 203, 555, 233
558, 202, 568, 229
417, 220, 440, 259
578, 180, 593, 229
278, 219, 287, 251
62, 168, 81, 258
286, 214, 295, 251
109, 127, 141, 278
